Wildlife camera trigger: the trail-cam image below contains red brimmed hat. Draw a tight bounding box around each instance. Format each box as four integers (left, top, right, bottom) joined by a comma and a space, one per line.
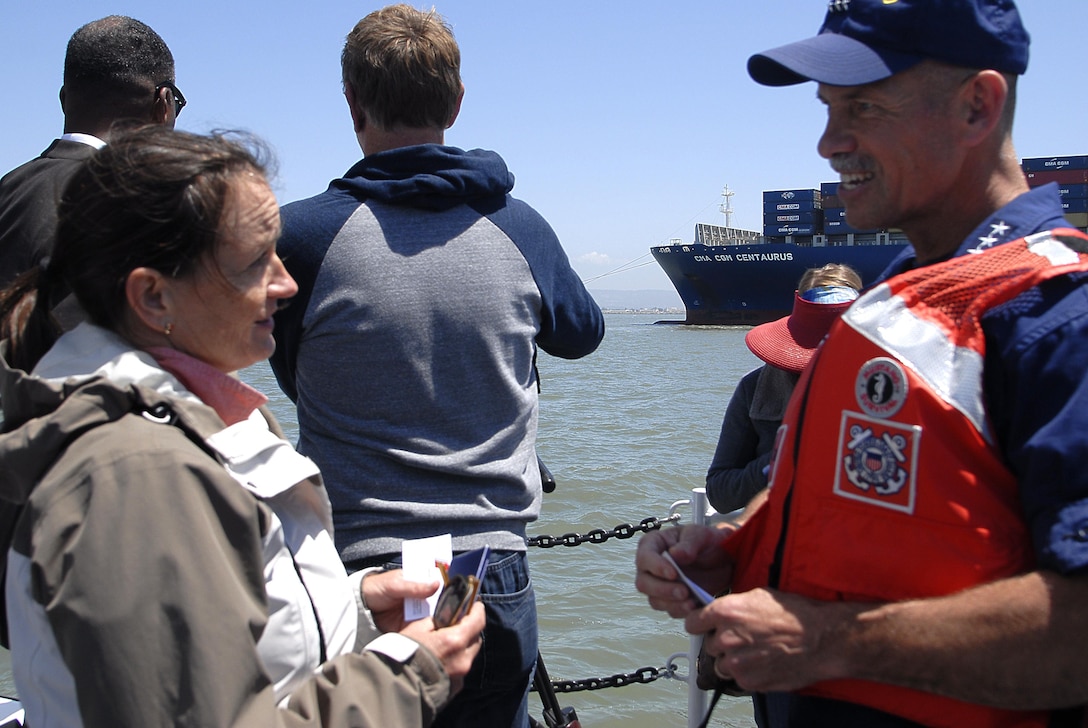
745, 291, 855, 373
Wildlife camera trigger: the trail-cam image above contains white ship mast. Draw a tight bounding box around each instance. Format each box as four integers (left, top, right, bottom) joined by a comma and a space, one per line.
719, 185, 735, 229
694, 184, 759, 245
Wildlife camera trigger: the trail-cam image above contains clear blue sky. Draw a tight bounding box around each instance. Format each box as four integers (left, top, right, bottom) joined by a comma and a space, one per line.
3, 1, 1086, 294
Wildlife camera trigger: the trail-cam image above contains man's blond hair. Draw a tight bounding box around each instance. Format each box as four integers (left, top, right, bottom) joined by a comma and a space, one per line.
342, 4, 461, 131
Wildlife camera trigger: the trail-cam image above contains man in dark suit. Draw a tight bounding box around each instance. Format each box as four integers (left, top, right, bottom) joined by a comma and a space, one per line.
0, 16, 181, 288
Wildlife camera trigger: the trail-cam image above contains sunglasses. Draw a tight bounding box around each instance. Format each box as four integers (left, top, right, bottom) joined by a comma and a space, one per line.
434, 561, 480, 628
155, 81, 187, 117
434, 574, 479, 628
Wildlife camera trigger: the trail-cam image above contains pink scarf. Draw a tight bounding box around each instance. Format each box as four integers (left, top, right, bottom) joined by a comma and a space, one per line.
147, 347, 268, 426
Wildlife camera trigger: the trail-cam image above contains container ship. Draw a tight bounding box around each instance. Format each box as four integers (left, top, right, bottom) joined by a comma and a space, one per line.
653, 155, 1088, 326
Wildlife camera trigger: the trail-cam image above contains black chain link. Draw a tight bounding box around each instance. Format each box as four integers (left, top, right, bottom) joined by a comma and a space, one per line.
532, 665, 678, 694
527, 514, 680, 549
526, 511, 685, 702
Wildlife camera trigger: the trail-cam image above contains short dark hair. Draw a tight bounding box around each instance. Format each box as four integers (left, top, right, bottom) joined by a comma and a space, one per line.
341, 4, 461, 130
63, 16, 175, 115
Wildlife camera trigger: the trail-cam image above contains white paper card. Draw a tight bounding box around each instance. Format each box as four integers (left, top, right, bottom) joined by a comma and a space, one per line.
662, 551, 714, 606
401, 534, 453, 621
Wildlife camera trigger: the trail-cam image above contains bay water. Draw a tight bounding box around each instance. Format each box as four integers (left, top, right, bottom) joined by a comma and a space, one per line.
521, 313, 759, 728
1, 312, 763, 727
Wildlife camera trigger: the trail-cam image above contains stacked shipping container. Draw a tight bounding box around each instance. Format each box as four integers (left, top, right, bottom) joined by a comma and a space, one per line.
762, 188, 822, 238
762, 184, 889, 241
1021, 155, 1088, 232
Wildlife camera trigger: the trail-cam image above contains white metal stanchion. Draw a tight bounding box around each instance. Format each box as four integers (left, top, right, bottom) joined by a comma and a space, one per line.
668, 487, 726, 728
687, 487, 712, 728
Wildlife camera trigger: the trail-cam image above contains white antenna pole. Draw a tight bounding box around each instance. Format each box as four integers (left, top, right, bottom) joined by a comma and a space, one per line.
719, 185, 735, 229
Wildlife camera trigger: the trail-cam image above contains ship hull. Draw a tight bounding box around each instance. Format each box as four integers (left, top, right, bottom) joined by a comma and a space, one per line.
651, 239, 909, 326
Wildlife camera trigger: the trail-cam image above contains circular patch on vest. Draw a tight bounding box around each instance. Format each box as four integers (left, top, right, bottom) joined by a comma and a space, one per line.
855, 357, 908, 418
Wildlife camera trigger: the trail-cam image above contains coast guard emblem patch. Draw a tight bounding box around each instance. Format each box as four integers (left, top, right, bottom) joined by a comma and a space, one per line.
855, 357, 908, 418
834, 411, 920, 514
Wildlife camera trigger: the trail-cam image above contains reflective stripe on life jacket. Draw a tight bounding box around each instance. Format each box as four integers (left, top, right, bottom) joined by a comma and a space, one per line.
725, 228, 1088, 728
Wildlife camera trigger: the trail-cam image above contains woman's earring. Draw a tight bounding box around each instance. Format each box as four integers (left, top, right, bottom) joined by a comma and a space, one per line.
164, 322, 174, 336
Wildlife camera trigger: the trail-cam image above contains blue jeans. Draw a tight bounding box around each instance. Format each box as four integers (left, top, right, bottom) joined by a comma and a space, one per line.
347, 549, 538, 728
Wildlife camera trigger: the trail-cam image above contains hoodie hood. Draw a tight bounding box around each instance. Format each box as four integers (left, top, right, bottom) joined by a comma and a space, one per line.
1, 361, 143, 506
333, 145, 515, 211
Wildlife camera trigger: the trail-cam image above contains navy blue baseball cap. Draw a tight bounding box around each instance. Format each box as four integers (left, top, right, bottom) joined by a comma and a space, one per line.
747, 0, 1030, 87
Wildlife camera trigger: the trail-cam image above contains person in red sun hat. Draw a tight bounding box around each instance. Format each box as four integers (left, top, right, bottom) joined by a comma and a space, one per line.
705, 264, 861, 515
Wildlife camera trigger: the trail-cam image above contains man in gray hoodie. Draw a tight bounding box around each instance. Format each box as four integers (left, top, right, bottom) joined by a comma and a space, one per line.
271, 6, 604, 728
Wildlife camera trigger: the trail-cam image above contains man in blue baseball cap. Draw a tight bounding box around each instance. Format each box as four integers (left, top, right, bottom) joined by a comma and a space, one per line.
747, 0, 1029, 87
637, 1, 1088, 726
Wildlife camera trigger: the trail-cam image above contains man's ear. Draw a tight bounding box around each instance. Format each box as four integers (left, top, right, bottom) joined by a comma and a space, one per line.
960, 70, 1007, 145
124, 266, 173, 334
345, 83, 366, 133
58, 86, 66, 114
446, 83, 465, 129
151, 86, 171, 126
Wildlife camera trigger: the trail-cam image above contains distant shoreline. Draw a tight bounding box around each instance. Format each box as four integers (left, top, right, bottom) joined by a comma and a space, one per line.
600, 308, 685, 315
588, 289, 684, 313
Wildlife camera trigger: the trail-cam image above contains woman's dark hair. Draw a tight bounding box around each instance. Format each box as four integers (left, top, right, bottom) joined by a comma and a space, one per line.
0, 126, 270, 372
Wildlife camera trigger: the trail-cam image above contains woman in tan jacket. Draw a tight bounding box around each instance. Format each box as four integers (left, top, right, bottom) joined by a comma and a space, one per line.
0, 125, 483, 728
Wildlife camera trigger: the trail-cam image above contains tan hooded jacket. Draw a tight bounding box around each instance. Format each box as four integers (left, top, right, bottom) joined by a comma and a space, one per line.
0, 325, 451, 727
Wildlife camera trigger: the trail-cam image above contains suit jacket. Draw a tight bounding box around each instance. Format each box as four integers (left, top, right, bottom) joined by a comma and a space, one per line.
0, 139, 96, 287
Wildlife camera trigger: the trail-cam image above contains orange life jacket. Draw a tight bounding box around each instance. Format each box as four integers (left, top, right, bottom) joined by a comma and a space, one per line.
725, 229, 1088, 728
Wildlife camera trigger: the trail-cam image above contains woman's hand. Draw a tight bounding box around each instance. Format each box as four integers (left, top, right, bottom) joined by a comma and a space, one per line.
361, 569, 441, 633
401, 602, 486, 695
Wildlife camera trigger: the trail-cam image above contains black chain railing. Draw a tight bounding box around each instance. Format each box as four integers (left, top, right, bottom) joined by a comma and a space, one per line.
526, 510, 687, 711
533, 664, 680, 694
527, 514, 681, 549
